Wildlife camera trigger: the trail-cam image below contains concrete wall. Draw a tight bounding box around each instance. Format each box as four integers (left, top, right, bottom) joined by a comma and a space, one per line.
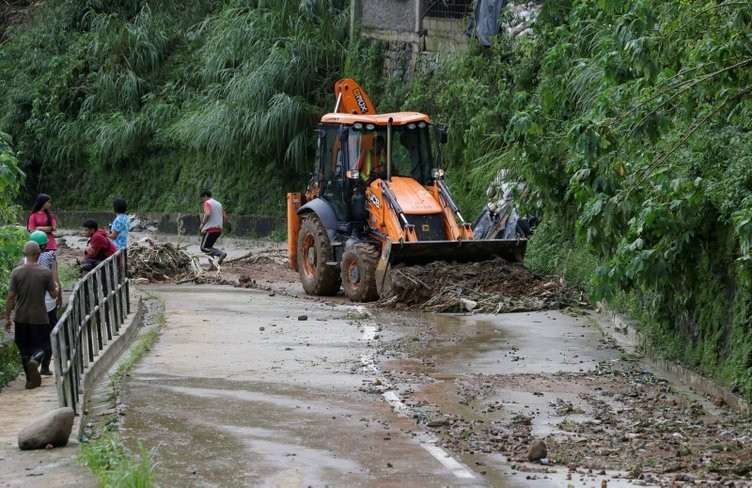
43, 211, 283, 238
360, 0, 417, 33
356, 0, 541, 69
423, 16, 468, 52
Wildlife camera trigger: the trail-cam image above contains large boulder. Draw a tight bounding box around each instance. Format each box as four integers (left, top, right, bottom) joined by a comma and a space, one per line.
18, 407, 75, 450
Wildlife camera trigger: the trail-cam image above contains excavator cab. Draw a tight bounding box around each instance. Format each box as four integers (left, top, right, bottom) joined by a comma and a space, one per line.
347, 123, 435, 185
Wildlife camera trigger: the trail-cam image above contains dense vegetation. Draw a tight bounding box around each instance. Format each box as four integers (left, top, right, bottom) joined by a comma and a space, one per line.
0, 0, 349, 214
394, 1, 752, 398
0, 132, 25, 386
1, 0, 752, 401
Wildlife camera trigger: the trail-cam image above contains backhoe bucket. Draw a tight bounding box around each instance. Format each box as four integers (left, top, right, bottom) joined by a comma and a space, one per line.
375, 239, 526, 296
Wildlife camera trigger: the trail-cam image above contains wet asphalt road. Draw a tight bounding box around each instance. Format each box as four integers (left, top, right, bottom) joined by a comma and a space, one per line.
120, 284, 643, 487
121, 285, 493, 487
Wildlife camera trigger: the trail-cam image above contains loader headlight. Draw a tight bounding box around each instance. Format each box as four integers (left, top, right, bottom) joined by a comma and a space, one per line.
432, 168, 445, 180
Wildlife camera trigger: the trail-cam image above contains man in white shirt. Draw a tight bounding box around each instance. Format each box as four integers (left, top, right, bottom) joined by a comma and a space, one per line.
199, 189, 228, 264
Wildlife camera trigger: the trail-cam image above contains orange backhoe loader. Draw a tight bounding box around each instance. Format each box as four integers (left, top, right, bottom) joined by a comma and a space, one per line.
287, 79, 526, 302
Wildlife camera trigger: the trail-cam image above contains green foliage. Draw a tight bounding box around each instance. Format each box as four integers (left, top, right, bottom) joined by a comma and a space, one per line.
0, 0, 349, 214
0, 342, 21, 390
0, 133, 24, 384
0, 133, 26, 322
400, 0, 752, 400
80, 432, 156, 488
524, 220, 598, 296
0, 225, 26, 304
0, 132, 23, 224
57, 260, 80, 290
172, 0, 349, 173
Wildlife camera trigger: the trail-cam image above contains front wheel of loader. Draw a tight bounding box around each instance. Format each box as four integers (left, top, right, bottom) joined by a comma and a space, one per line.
297, 215, 341, 296
341, 243, 379, 302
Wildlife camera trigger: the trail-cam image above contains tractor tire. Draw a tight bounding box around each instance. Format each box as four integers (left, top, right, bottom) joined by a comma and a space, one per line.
297, 214, 341, 296
341, 242, 379, 302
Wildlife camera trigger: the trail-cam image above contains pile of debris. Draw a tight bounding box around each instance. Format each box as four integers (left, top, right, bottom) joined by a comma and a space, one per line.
381, 258, 570, 313
127, 239, 197, 282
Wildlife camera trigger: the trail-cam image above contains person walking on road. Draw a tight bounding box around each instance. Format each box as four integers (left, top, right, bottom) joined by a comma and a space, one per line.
27, 230, 62, 376
108, 198, 129, 250
199, 189, 228, 265
27, 193, 59, 258
4, 241, 59, 389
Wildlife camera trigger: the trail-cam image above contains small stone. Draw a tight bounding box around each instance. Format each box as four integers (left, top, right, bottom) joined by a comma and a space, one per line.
427, 418, 450, 428
298, 315, 308, 321
527, 438, 547, 462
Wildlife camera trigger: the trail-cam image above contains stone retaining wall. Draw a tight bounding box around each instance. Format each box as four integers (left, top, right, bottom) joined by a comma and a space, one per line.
358, 0, 541, 81
28, 211, 283, 238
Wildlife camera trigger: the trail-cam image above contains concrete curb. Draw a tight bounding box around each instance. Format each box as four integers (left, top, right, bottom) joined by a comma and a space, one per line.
596, 307, 750, 416
72, 292, 145, 440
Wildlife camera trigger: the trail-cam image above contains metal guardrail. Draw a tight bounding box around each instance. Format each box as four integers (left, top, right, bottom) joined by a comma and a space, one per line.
423, 0, 473, 19
51, 250, 130, 414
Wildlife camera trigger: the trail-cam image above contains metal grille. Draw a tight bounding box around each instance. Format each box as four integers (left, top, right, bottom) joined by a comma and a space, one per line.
406, 213, 446, 240
423, 0, 473, 19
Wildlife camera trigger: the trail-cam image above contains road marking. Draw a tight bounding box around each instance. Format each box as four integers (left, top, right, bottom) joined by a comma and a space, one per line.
382, 390, 411, 416
382, 391, 475, 480
359, 325, 379, 372
361, 325, 378, 341
360, 354, 378, 372
421, 443, 476, 479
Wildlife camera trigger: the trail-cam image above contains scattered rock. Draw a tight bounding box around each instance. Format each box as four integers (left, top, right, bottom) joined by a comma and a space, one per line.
427, 417, 451, 428
527, 438, 548, 462
380, 257, 575, 313
18, 407, 75, 450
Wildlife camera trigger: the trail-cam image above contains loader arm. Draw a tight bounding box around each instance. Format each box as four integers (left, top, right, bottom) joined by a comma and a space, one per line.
334, 79, 376, 115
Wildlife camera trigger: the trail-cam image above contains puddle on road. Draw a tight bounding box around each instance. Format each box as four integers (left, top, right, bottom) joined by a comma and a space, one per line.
378, 310, 628, 487
122, 377, 369, 487
120, 301, 615, 487
121, 372, 472, 486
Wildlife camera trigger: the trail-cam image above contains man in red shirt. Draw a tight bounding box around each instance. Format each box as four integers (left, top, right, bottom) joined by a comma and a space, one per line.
81, 219, 117, 273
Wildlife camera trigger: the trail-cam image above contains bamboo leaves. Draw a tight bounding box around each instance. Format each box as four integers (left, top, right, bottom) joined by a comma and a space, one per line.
172, 0, 348, 171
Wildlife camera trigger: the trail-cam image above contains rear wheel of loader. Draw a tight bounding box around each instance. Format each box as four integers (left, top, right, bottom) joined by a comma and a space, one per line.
341, 243, 379, 302
297, 215, 341, 296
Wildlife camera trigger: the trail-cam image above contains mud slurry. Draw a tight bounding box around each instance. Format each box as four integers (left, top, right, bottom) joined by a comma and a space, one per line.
377, 310, 752, 486
382, 258, 574, 313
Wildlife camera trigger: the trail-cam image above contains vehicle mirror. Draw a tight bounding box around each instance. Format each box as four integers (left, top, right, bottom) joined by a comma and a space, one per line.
435, 125, 448, 144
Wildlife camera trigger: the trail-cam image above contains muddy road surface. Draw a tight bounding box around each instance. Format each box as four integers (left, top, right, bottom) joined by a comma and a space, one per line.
54, 232, 751, 486
121, 285, 487, 487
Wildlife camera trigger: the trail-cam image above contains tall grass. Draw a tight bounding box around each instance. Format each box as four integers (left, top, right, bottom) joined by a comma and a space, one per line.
81, 434, 157, 488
